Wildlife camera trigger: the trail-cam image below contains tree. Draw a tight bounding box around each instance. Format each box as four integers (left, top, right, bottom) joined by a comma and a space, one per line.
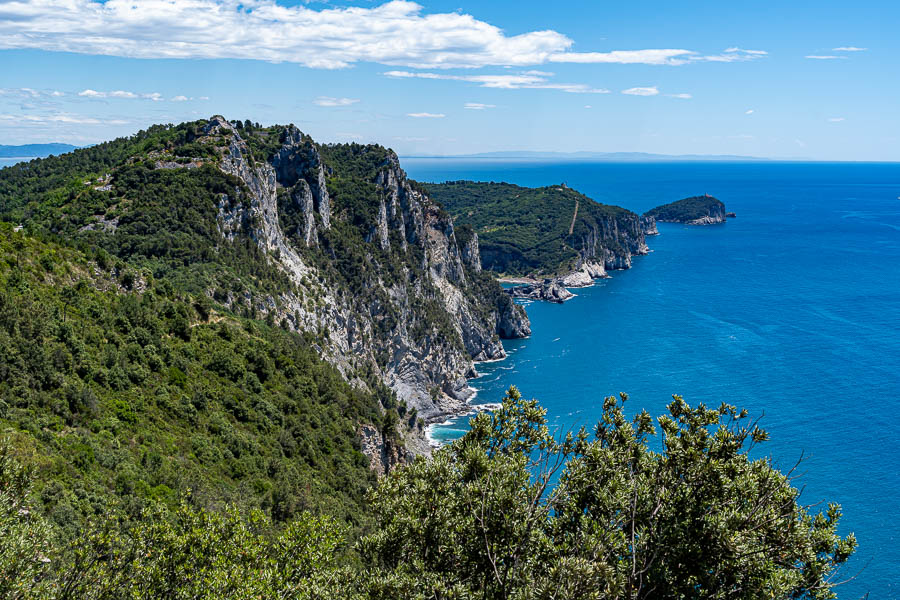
361, 387, 856, 600
0, 441, 56, 599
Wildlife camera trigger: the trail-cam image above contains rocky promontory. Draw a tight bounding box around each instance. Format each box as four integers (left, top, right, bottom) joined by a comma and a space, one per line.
644, 194, 729, 225
508, 280, 575, 303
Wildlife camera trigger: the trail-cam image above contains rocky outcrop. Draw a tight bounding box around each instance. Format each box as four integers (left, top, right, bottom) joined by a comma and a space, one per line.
459, 229, 482, 273
199, 116, 530, 463
686, 214, 726, 225
569, 211, 649, 272
641, 215, 659, 236
558, 260, 608, 287
357, 424, 412, 477
508, 280, 574, 303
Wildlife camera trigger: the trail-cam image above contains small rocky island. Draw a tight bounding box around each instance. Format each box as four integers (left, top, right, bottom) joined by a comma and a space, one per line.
644, 194, 733, 225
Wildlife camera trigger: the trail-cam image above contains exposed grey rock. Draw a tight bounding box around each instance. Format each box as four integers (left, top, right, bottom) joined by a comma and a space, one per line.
460, 230, 482, 273
558, 260, 608, 287
508, 280, 574, 303
199, 116, 531, 461
641, 215, 659, 236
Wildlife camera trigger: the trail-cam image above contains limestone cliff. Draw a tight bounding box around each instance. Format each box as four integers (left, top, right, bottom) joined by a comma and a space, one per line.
201, 116, 529, 469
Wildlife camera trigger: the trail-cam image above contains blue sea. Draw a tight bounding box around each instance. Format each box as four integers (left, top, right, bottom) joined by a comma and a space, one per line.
403, 159, 900, 599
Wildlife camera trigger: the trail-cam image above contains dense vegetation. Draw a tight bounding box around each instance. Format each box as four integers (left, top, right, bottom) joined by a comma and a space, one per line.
0, 224, 382, 534
644, 194, 726, 222
5, 388, 855, 598
0, 122, 857, 598
426, 181, 632, 277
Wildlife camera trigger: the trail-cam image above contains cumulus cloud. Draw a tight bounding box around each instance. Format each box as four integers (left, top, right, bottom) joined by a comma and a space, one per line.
0, 0, 573, 70
0, 0, 772, 71
464, 102, 495, 109
313, 96, 360, 106
407, 112, 445, 118
385, 70, 609, 94
622, 86, 659, 96
833, 47, 867, 52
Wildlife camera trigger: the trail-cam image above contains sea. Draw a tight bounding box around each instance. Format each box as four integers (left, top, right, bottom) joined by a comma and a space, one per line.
403, 158, 900, 599
0, 158, 25, 169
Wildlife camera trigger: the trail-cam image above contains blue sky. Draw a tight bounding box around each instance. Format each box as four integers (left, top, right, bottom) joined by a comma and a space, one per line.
0, 0, 897, 160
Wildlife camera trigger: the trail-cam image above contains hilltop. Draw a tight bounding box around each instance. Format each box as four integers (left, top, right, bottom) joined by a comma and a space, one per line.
0, 115, 530, 526
0, 142, 78, 158
425, 180, 655, 280
644, 194, 730, 225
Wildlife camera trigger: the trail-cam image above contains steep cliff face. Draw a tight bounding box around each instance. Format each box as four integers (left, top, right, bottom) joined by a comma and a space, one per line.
570, 211, 649, 273
426, 181, 650, 281
641, 215, 659, 236
200, 117, 528, 468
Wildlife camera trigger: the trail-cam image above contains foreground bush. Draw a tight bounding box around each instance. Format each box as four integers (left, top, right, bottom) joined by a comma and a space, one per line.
4, 387, 856, 599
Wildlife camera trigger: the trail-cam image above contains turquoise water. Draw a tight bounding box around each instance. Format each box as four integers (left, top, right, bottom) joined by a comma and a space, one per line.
404, 159, 900, 598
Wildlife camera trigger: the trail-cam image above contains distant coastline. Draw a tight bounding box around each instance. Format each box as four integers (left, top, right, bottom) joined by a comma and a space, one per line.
402, 150, 777, 161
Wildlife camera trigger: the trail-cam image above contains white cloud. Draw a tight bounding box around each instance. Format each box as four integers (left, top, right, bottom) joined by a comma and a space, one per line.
78, 89, 164, 100
584, 105, 592, 109
805, 55, 846, 60
313, 96, 360, 107
0, 113, 129, 125
464, 102, 495, 110
550, 49, 694, 65
552, 47, 767, 65
0, 0, 573, 70
385, 70, 609, 94
171, 95, 190, 102
745, 109, 755, 114
696, 48, 768, 63
833, 47, 867, 52
622, 86, 659, 96
667, 93, 692, 99
0, 87, 64, 98
828, 117, 846, 122
0, 0, 772, 71
407, 112, 445, 118
724, 47, 767, 55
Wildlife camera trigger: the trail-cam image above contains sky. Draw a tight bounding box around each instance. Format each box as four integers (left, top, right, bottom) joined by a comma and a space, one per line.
0, 0, 897, 160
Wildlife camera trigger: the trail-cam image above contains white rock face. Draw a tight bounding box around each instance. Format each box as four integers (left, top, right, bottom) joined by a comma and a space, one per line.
201, 116, 531, 468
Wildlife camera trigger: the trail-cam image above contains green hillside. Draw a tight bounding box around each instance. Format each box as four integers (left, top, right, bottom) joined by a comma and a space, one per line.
644, 194, 726, 222
0, 223, 387, 533
425, 180, 633, 276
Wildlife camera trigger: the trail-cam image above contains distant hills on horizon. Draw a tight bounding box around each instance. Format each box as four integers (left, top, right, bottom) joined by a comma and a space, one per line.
0, 143, 78, 159
403, 150, 777, 161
